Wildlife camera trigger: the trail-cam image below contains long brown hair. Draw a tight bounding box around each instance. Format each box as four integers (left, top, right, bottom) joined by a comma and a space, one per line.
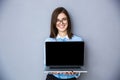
50, 7, 73, 39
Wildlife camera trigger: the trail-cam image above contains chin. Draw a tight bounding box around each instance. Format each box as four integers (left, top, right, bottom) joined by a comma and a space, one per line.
59, 29, 66, 32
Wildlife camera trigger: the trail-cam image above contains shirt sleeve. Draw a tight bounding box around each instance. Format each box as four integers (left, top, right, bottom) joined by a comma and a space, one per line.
45, 37, 56, 42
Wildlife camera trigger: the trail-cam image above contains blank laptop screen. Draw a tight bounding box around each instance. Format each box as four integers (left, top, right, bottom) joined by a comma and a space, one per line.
45, 41, 84, 67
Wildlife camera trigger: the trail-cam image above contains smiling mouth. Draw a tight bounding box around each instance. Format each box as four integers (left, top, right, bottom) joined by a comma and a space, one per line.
59, 24, 66, 28
59, 25, 65, 28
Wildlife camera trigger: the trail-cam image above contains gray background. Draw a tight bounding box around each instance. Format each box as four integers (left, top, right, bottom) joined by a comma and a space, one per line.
0, 0, 120, 80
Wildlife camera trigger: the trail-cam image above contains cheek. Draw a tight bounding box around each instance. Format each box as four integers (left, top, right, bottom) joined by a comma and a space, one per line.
65, 21, 68, 27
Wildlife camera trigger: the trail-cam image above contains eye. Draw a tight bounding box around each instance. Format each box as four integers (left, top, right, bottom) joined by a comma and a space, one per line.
63, 18, 67, 20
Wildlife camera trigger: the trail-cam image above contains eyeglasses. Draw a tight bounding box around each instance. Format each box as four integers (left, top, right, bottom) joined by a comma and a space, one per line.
56, 18, 67, 24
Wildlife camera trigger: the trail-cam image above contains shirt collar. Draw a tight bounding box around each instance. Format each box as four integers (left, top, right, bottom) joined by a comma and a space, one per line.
56, 34, 69, 40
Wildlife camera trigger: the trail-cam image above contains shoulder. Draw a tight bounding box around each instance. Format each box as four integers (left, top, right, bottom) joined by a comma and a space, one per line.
45, 37, 56, 42
71, 34, 84, 41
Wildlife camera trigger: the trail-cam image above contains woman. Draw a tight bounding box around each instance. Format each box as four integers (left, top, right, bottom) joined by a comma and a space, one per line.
45, 7, 83, 80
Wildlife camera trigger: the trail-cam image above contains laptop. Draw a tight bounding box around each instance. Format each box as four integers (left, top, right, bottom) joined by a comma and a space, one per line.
44, 41, 86, 71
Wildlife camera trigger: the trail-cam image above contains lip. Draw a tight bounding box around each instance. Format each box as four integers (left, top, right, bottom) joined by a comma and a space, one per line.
59, 25, 65, 28
58, 24, 66, 28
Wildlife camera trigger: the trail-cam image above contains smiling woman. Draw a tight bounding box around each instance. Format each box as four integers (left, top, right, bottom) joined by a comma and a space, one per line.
46, 7, 83, 42
49, 7, 73, 39
44, 7, 84, 80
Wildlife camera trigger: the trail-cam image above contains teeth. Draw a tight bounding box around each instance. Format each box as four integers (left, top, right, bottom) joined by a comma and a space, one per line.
59, 26, 63, 28
60, 26, 64, 27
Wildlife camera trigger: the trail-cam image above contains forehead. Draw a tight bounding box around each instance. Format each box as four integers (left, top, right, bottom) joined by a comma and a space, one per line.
57, 12, 67, 19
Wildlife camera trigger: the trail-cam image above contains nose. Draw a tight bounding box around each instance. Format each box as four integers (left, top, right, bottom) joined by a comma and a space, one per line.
60, 21, 64, 24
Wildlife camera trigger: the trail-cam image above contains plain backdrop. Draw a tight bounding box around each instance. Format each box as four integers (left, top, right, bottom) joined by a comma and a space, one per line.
0, 0, 120, 80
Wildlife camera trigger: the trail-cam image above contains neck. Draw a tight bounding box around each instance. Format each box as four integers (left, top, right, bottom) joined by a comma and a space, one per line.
58, 31, 67, 38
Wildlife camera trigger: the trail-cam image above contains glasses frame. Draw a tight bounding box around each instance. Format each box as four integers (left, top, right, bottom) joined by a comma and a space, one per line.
56, 17, 68, 24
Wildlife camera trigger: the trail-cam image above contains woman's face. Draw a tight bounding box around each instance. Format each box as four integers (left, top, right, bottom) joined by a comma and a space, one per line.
56, 12, 68, 33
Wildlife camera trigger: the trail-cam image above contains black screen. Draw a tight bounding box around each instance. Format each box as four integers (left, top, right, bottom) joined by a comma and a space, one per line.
45, 41, 84, 67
